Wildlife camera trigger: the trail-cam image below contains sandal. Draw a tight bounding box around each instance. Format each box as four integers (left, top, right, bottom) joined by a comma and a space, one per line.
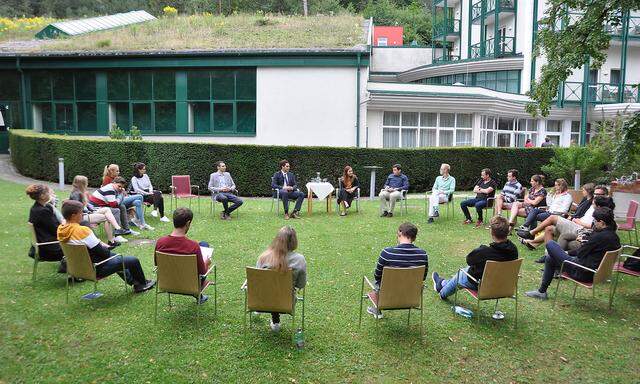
519, 237, 536, 251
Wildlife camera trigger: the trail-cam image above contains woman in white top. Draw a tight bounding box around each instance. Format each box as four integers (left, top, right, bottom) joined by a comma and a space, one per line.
520, 178, 573, 230
130, 163, 169, 222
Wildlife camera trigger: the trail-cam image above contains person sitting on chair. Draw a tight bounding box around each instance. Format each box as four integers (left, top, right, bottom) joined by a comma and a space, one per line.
101, 165, 148, 231
337, 165, 359, 216
271, 159, 305, 220
131, 162, 170, 223
26, 184, 66, 273
520, 178, 572, 230
367, 222, 428, 319
525, 207, 620, 300
89, 177, 145, 234
460, 168, 498, 228
57, 200, 155, 293
432, 216, 518, 299
155, 207, 213, 304
506, 174, 547, 231
427, 163, 456, 223
208, 161, 243, 220
379, 164, 409, 217
256, 226, 307, 332
493, 169, 523, 219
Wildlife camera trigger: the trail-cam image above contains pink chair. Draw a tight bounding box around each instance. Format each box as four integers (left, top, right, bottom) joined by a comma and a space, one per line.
618, 200, 638, 245
170, 175, 200, 212
610, 245, 640, 309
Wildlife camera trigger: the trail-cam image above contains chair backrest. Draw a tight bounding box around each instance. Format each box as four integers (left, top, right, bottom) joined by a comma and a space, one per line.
60, 242, 97, 281
27, 222, 42, 259
569, 189, 583, 205
172, 175, 191, 195
477, 259, 523, 300
155, 251, 200, 295
625, 200, 639, 226
246, 267, 294, 314
377, 266, 425, 310
520, 187, 528, 200
593, 248, 622, 284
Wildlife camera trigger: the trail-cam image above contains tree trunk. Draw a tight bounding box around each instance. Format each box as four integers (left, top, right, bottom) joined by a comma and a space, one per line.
302, 0, 308, 16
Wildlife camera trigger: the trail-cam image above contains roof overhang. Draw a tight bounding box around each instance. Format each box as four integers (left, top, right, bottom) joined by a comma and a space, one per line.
396, 56, 524, 83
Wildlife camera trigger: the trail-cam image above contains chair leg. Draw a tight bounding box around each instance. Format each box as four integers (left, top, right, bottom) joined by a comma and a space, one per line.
358, 277, 364, 328
243, 290, 247, 333
420, 293, 424, 340
66, 272, 70, 304
514, 294, 518, 330
407, 309, 411, 326
301, 292, 305, 332
610, 271, 622, 311
196, 294, 200, 329
572, 284, 578, 299
32, 258, 38, 282
476, 299, 480, 324
168, 293, 172, 309
214, 267, 218, 317
154, 285, 159, 324
553, 277, 562, 308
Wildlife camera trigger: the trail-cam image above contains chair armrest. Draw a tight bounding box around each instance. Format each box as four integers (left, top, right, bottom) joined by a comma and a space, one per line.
191, 185, 200, 195
622, 245, 639, 253
200, 264, 215, 279
170, 185, 176, 196
561, 260, 596, 274
36, 240, 60, 246
94, 254, 120, 267
240, 279, 247, 290
459, 267, 479, 284
363, 276, 376, 290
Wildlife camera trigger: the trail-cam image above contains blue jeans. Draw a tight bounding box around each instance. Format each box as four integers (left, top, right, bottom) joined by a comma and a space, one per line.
122, 194, 145, 225
523, 208, 551, 229
460, 198, 488, 221
439, 266, 478, 299
539, 240, 577, 293
96, 254, 147, 285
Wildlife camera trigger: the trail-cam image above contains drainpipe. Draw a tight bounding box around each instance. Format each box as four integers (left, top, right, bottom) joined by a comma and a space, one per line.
356, 52, 361, 148
16, 57, 28, 129
580, 56, 590, 147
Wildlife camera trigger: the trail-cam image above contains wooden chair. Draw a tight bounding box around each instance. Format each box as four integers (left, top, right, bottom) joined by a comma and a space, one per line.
610, 245, 640, 309
60, 242, 127, 303
553, 248, 622, 309
359, 266, 426, 338
154, 251, 217, 325
241, 267, 305, 341
617, 200, 638, 245
335, 178, 361, 214
210, 189, 241, 218
453, 259, 523, 328
27, 222, 60, 282
170, 175, 200, 212
424, 192, 454, 219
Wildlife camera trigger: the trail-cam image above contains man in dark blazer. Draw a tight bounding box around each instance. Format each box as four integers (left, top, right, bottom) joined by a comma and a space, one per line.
271, 159, 305, 220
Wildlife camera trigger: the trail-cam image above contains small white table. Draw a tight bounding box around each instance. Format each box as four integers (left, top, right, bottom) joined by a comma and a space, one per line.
306, 182, 335, 215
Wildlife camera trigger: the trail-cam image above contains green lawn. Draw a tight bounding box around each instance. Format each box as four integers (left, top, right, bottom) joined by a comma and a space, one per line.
0, 179, 638, 383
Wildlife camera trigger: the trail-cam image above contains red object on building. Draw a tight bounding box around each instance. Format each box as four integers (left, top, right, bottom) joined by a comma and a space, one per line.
373, 26, 403, 46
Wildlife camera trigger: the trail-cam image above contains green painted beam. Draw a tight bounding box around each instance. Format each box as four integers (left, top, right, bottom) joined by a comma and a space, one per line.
580, 57, 590, 146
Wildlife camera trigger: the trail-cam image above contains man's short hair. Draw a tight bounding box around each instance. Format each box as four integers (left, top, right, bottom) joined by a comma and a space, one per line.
61, 199, 84, 220
392, 164, 402, 171
508, 169, 518, 178
173, 207, 193, 228
112, 176, 126, 186
595, 184, 609, 196
482, 168, 492, 177
398, 222, 418, 241
490, 216, 510, 240
279, 159, 289, 169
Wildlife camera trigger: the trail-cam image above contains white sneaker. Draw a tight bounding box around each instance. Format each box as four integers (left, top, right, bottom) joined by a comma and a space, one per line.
129, 219, 141, 228
113, 235, 128, 243
142, 223, 155, 231
160, 216, 170, 223
269, 320, 281, 332
150, 209, 159, 218
128, 229, 141, 236
367, 306, 383, 319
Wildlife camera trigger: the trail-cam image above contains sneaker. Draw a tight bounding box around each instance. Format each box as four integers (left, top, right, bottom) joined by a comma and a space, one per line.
387, 212, 393, 217
291, 211, 301, 219
367, 306, 383, 319
433, 210, 440, 218
142, 223, 155, 231
197, 294, 209, 305
160, 216, 170, 223
474, 220, 484, 228
463, 219, 473, 225
114, 229, 131, 236
427, 217, 434, 224
516, 229, 534, 240
220, 212, 228, 220
150, 209, 159, 218
270, 319, 281, 332
128, 229, 141, 236
432, 272, 443, 293
113, 235, 128, 243
133, 279, 156, 293
524, 290, 548, 300
130, 218, 141, 228
107, 241, 120, 250
381, 211, 388, 217
284, 213, 290, 220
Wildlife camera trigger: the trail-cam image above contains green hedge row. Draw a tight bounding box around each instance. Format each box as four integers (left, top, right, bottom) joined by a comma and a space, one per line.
9, 130, 556, 197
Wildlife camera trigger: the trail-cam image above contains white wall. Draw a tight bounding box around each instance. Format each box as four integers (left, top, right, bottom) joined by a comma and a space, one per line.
370, 47, 432, 73
365, 109, 383, 148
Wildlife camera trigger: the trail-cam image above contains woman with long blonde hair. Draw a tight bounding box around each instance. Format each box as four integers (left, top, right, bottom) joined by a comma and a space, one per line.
337, 165, 359, 216
70, 175, 128, 247
102, 164, 120, 186
256, 226, 307, 332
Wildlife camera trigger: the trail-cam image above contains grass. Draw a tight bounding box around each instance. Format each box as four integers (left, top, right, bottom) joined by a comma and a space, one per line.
3, 13, 366, 52
0, 179, 638, 383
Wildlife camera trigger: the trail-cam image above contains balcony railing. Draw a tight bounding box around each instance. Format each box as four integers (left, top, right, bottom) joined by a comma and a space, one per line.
472, 0, 516, 20
433, 54, 461, 64
563, 82, 640, 104
627, 15, 640, 38
433, 18, 461, 37
470, 36, 515, 58
472, 0, 483, 20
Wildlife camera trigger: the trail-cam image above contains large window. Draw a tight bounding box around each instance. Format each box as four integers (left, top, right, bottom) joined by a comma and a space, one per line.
0, 71, 24, 129
545, 120, 562, 146
382, 111, 473, 148
422, 70, 521, 94
481, 115, 539, 147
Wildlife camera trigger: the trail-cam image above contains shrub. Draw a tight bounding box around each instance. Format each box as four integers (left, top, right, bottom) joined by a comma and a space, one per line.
108, 124, 126, 140
163, 6, 178, 17
9, 130, 555, 196
541, 146, 610, 186
129, 126, 143, 141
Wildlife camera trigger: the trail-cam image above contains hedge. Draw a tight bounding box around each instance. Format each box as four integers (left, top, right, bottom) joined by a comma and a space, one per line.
9, 130, 556, 197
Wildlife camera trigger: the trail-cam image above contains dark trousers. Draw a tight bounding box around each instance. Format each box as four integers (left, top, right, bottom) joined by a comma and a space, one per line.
271, 312, 280, 323
460, 197, 488, 221
523, 208, 551, 229
215, 192, 244, 214
142, 191, 165, 217
337, 189, 357, 207
279, 190, 305, 214
96, 254, 147, 286
540, 240, 577, 293
117, 203, 130, 230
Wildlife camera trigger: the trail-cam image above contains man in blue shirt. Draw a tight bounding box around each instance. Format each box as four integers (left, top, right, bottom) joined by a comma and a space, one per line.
379, 164, 409, 217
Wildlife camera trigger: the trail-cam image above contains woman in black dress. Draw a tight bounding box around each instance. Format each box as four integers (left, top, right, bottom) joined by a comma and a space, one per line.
337, 166, 359, 216
27, 184, 66, 272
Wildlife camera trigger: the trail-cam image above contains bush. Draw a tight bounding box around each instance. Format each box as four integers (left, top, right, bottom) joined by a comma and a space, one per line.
9, 130, 555, 196
541, 146, 610, 186
363, 0, 431, 44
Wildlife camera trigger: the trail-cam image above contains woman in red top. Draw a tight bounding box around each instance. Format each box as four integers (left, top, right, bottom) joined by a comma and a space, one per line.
102, 164, 120, 186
